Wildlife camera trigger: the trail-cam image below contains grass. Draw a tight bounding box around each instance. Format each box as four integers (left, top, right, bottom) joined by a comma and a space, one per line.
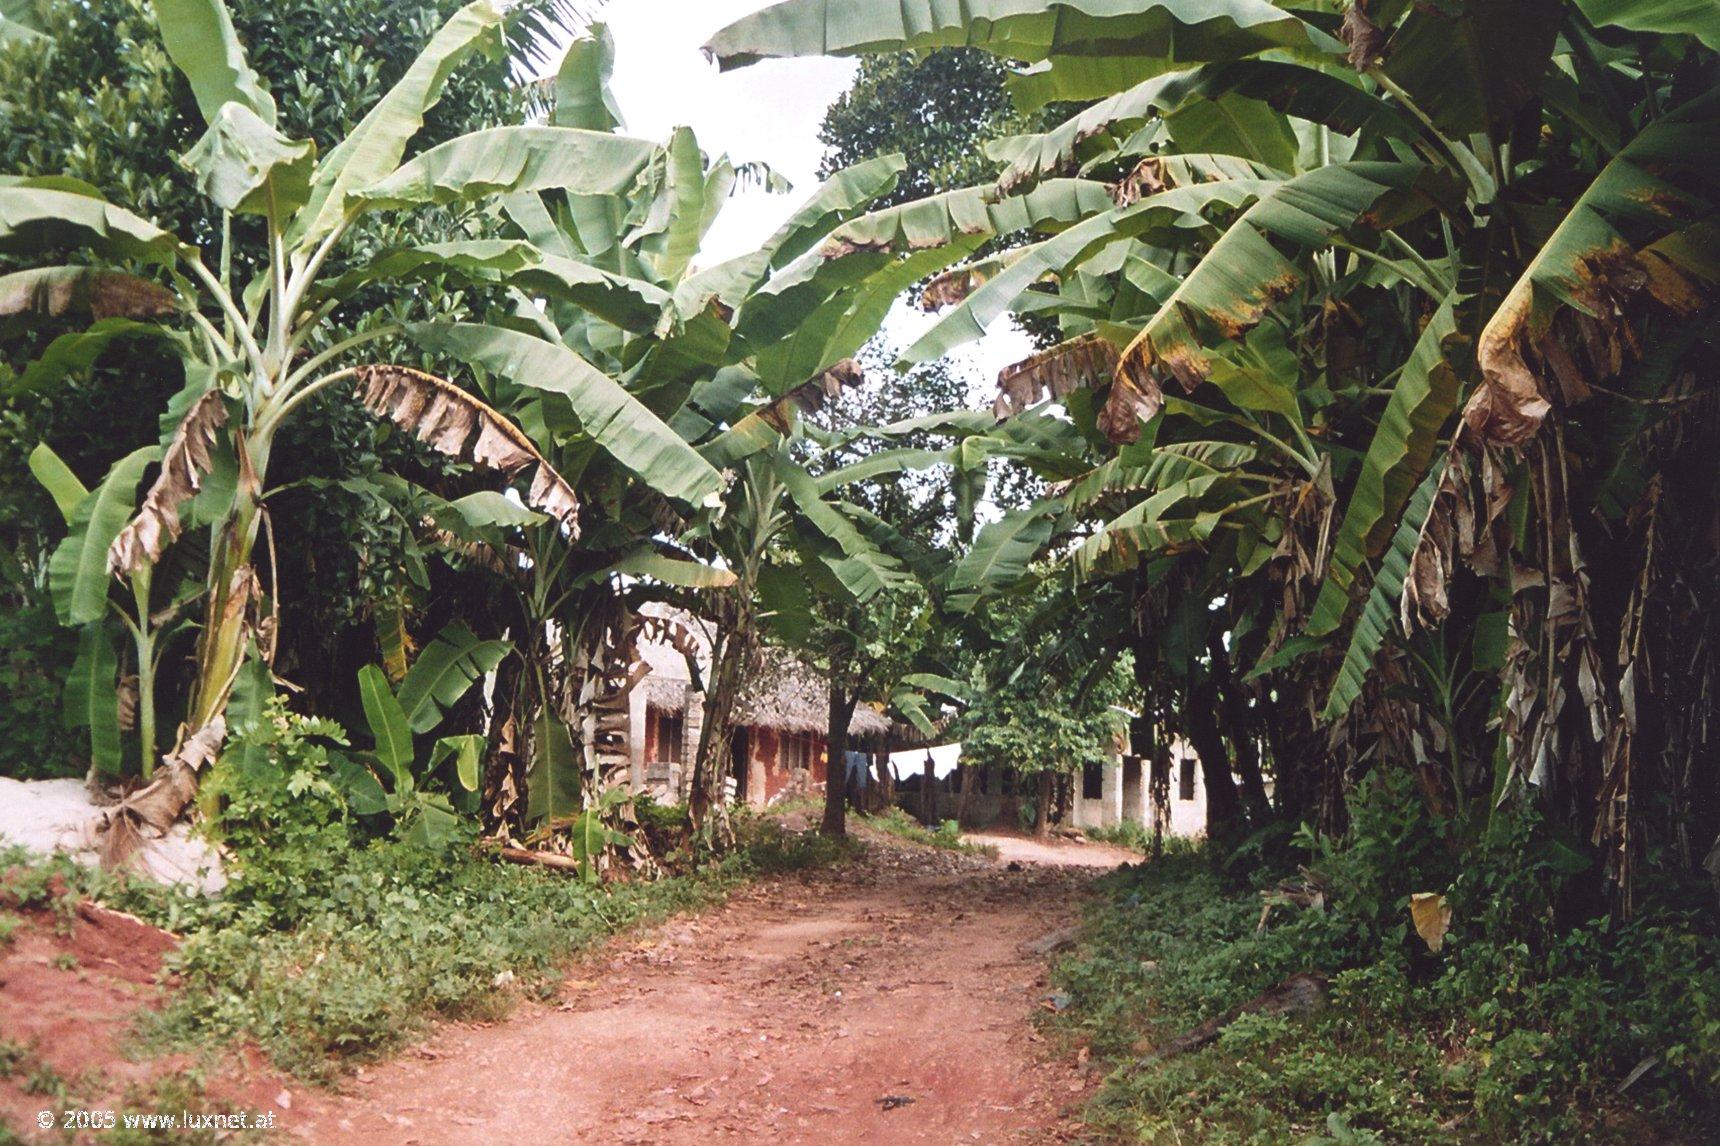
1048, 838, 1720, 1144
860, 806, 997, 856
1082, 821, 1154, 852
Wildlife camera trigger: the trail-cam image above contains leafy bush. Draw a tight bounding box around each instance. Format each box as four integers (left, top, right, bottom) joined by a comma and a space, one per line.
0, 597, 79, 779
1055, 773, 1720, 1142
201, 702, 362, 927
1085, 821, 1152, 852
861, 806, 992, 855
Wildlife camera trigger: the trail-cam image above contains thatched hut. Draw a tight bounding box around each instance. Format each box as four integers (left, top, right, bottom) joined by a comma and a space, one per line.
626, 609, 892, 806
729, 651, 893, 805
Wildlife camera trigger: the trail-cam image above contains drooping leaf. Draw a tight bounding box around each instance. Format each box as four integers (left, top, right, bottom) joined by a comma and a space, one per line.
4, 320, 182, 398
996, 61, 1409, 194
395, 621, 509, 735
1109, 162, 1448, 441
1308, 299, 1462, 635
1409, 891, 1452, 953
606, 549, 738, 589
355, 126, 658, 212
0, 187, 183, 264
525, 712, 580, 825
430, 734, 485, 792
374, 590, 414, 684
401, 325, 724, 508
442, 490, 546, 531
398, 790, 461, 848
1071, 475, 1229, 580
352, 364, 582, 530
1322, 469, 1440, 722
705, 0, 1328, 84
65, 624, 122, 775
1378, 0, 1561, 141
1464, 93, 1720, 448
108, 389, 227, 575
0, 267, 175, 320
179, 102, 315, 216
27, 442, 89, 525
945, 501, 1060, 610
775, 453, 912, 602
552, 22, 624, 132
150, 0, 276, 125
1572, 0, 1720, 50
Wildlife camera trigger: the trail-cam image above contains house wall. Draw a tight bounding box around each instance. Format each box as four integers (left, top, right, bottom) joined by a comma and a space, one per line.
747, 727, 829, 805
1031, 738, 1217, 838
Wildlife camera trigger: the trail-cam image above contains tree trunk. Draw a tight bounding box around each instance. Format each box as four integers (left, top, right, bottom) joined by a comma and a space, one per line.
1212, 638, 1273, 824
690, 630, 747, 843
1033, 770, 1052, 837
97, 432, 271, 864
1185, 677, 1244, 850
821, 674, 857, 838
956, 762, 976, 829
921, 756, 937, 825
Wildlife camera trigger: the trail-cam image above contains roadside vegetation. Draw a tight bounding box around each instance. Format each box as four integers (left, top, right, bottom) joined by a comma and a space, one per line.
1052, 775, 1720, 1142
861, 806, 995, 856
1, 733, 854, 1085
1, 0, 1717, 1140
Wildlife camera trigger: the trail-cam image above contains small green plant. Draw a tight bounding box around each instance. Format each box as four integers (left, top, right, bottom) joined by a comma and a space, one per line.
0, 912, 21, 946
862, 806, 992, 855
0, 1039, 25, 1078
53, 952, 78, 971
1084, 821, 1152, 852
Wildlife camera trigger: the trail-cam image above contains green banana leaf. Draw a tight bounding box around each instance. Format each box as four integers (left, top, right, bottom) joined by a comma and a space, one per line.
1308, 299, 1462, 636
404, 322, 723, 508
150, 0, 276, 125
355, 126, 659, 212
357, 663, 415, 787
47, 447, 158, 626
395, 621, 510, 734
293, 0, 506, 244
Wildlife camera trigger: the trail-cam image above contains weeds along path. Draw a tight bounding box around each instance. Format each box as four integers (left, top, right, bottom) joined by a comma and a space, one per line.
293, 832, 1136, 1144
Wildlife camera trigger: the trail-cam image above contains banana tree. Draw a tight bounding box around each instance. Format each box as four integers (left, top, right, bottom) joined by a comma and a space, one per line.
0, 0, 730, 857
710, 0, 1720, 896
460, 26, 987, 842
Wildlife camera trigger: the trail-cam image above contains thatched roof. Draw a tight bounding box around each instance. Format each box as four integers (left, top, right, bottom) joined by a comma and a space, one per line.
737, 651, 893, 741
641, 673, 691, 712
630, 606, 891, 741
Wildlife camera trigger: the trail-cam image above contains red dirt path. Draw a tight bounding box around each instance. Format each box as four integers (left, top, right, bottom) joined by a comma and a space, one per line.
291, 832, 1133, 1144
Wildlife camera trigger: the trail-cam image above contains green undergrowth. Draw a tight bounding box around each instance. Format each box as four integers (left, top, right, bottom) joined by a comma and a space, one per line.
862, 805, 996, 855
1083, 821, 1154, 852
1051, 774, 1720, 1143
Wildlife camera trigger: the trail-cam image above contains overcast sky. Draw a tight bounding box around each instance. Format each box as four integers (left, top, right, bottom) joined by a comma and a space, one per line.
597, 0, 1034, 399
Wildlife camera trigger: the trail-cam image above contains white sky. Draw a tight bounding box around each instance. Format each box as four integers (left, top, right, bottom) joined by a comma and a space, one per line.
599, 1, 1034, 401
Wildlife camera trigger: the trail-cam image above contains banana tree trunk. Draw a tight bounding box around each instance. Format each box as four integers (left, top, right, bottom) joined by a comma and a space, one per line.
956, 762, 975, 829
98, 432, 270, 862
1033, 769, 1052, 838
690, 628, 747, 842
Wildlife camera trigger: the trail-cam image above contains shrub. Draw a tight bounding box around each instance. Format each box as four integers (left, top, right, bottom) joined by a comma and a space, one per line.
1054, 772, 1720, 1142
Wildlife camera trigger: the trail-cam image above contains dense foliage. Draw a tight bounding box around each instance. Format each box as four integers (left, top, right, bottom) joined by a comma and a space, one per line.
709, 0, 1720, 1134
1056, 777, 1720, 1140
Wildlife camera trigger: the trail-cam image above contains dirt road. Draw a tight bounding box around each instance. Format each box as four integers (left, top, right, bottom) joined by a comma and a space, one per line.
293, 832, 1137, 1144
